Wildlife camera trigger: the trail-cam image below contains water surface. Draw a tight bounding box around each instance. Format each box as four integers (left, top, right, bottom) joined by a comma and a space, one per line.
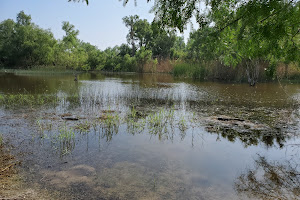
0, 72, 300, 199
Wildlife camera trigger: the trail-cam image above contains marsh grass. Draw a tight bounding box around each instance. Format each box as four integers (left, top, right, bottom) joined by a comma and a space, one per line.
29, 104, 200, 155
124, 106, 146, 135
75, 121, 91, 133
178, 115, 188, 132
0, 66, 77, 75
146, 108, 177, 140
126, 106, 146, 134
173, 63, 206, 80
52, 124, 75, 156
0, 94, 59, 108
99, 112, 120, 139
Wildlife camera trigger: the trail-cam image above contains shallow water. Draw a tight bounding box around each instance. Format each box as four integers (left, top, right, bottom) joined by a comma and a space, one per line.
0, 72, 300, 199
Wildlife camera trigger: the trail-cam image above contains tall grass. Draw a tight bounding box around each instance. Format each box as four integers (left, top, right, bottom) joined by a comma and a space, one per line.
173, 63, 206, 80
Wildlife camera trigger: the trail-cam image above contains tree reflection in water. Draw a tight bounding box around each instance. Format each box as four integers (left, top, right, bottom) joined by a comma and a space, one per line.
235, 154, 300, 200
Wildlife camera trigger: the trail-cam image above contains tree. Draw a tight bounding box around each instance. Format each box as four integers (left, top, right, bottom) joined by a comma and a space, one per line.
81, 42, 106, 70
0, 19, 16, 65
69, 0, 89, 5
187, 27, 219, 62
62, 21, 79, 50
118, 43, 132, 57
60, 21, 89, 69
135, 19, 152, 49
16, 11, 31, 26
150, 22, 176, 58
123, 15, 139, 56
0, 11, 57, 67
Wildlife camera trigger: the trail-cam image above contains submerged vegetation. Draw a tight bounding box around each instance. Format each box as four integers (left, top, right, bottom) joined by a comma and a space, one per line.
0, 73, 299, 199
235, 155, 300, 199
0, 94, 59, 107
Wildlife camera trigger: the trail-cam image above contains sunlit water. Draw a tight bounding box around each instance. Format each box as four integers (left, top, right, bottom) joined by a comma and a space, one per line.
0, 72, 300, 199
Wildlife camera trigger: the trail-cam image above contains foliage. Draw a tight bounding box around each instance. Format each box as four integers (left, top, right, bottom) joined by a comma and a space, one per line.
1, 5, 299, 82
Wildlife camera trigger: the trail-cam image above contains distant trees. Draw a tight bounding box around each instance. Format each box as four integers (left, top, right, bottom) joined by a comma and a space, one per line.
0, 11, 57, 67
1, 8, 299, 82
122, 15, 180, 59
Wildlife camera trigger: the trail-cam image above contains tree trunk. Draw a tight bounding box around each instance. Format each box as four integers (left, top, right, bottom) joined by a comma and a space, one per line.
245, 59, 260, 86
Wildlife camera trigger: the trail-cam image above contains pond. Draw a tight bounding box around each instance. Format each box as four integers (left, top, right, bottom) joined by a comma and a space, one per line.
0, 72, 300, 199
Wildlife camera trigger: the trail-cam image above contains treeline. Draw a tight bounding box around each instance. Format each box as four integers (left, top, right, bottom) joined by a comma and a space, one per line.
0, 11, 184, 72
1, 7, 299, 84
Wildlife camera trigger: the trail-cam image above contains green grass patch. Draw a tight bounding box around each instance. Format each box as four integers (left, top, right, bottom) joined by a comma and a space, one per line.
0, 94, 59, 108
0, 66, 78, 75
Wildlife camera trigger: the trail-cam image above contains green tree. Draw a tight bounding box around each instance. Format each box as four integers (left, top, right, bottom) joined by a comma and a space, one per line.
135, 19, 152, 49
123, 15, 139, 56
81, 42, 106, 70
0, 11, 57, 67
16, 10, 31, 26
0, 19, 16, 65
62, 21, 79, 50
150, 22, 176, 59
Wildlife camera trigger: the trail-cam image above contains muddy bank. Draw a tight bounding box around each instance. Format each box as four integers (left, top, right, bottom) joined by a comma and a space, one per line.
0, 142, 56, 199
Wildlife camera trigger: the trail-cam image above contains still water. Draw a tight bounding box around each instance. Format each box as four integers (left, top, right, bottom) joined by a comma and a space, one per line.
0, 72, 300, 199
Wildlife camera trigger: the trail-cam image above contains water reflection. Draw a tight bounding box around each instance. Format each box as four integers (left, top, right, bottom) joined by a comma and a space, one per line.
235, 154, 300, 199
1, 72, 300, 199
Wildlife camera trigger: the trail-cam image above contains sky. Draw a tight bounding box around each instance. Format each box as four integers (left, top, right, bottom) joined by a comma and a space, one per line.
0, 0, 192, 50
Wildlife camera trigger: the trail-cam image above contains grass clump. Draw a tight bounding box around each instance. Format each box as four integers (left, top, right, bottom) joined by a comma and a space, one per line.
147, 108, 176, 138
57, 125, 75, 144
126, 106, 146, 134
99, 112, 120, 136
75, 121, 91, 133
52, 125, 75, 156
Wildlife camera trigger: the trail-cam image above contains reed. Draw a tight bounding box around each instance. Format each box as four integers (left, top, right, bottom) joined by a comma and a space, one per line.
173, 62, 206, 80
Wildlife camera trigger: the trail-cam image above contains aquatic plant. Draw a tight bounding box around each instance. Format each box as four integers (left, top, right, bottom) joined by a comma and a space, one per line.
147, 108, 172, 138
75, 121, 91, 133
178, 115, 187, 132
148, 109, 165, 128
35, 118, 53, 139
57, 125, 75, 143
100, 112, 120, 135
126, 106, 146, 134
127, 118, 146, 135
52, 124, 75, 156
0, 94, 59, 108
36, 118, 44, 132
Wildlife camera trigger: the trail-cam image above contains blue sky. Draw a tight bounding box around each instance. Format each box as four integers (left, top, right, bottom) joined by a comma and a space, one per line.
0, 0, 192, 50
